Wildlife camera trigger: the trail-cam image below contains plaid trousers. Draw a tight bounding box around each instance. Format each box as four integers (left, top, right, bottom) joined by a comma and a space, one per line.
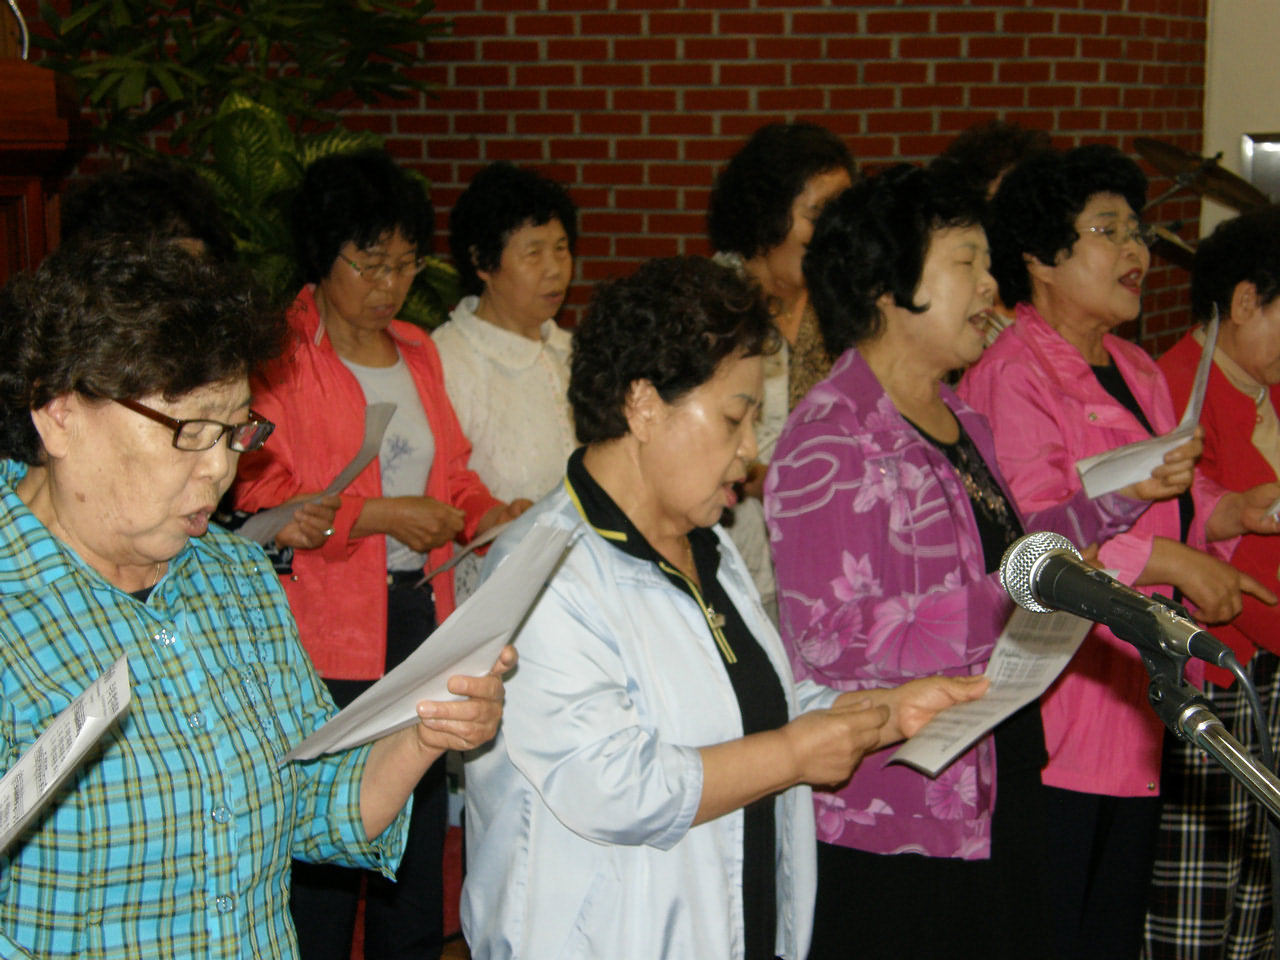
1143, 651, 1280, 960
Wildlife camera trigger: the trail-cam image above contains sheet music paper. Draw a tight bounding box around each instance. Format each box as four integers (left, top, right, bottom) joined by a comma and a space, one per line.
1075, 311, 1219, 498
284, 520, 574, 761
238, 403, 397, 544
414, 520, 510, 587
890, 607, 1091, 777
0, 655, 131, 854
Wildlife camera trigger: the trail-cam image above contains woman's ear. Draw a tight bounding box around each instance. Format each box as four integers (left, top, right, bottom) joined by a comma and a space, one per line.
1229, 280, 1259, 326
29, 394, 77, 460
623, 379, 665, 443
471, 246, 492, 288
1025, 251, 1055, 286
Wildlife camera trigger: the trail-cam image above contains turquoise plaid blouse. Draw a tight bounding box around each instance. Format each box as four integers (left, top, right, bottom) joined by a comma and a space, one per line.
0, 460, 408, 959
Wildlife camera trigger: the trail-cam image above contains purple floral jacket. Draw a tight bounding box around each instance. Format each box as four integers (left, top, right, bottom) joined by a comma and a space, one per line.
764, 348, 1144, 859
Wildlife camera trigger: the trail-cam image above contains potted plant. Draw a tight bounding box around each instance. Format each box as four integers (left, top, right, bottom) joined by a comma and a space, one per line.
34, 0, 459, 327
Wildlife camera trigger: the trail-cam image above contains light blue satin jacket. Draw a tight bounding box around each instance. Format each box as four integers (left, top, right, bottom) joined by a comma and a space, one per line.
461, 487, 838, 959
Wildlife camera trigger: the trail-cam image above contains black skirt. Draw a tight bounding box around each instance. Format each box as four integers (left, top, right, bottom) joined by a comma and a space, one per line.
807, 702, 1057, 960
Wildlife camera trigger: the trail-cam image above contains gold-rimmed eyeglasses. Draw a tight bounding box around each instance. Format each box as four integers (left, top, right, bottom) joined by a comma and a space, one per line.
340, 254, 429, 285
114, 397, 275, 452
1083, 223, 1158, 248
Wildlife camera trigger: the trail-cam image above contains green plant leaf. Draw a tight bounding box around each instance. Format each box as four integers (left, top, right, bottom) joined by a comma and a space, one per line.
38, 0, 63, 34
110, 0, 133, 28
416, 256, 461, 305
400, 287, 448, 332
297, 127, 386, 167
172, 22, 194, 61
116, 67, 148, 109
86, 70, 124, 105
151, 65, 185, 103
212, 113, 287, 204
68, 54, 145, 74
58, 0, 111, 34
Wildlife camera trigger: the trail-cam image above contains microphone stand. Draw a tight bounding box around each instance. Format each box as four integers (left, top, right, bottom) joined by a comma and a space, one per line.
1142, 651, 1280, 821
1000, 533, 1280, 955
1134, 604, 1280, 960
1107, 592, 1280, 816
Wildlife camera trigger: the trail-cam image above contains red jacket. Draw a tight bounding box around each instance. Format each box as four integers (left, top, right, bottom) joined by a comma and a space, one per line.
234, 286, 500, 680
1160, 330, 1280, 684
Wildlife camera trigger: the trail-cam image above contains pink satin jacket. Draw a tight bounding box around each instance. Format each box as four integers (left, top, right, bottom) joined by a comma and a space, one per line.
958, 303, 1227, 796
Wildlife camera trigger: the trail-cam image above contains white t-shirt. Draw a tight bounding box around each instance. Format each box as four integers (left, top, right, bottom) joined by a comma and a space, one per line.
342, 352, 435, 572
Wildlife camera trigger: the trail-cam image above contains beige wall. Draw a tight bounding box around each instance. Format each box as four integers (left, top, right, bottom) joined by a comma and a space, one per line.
1202, 0, 1280, 234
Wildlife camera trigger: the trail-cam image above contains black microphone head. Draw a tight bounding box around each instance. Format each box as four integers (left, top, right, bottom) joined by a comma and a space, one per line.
999, 531, 1083, 614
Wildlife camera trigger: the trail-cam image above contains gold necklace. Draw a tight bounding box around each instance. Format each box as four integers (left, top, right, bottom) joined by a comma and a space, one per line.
679, 537, 726, 629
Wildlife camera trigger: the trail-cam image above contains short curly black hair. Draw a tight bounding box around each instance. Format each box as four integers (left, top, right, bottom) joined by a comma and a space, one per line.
986, 144, 1148, 307
929, 120, 1052, 199
448, 162, 578, 297
570, 257, 777, 444
62, 160, 237, 263
292, 149, 434, 284
804, 164, 986, 356
707, 123, 856, 260
1191, 204, 1280, 323
0, 235, 285, 465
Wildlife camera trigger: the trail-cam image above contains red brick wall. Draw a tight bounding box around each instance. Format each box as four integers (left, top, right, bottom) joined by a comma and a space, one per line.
33, 0, 1208, 349
342, 0, 1205, 351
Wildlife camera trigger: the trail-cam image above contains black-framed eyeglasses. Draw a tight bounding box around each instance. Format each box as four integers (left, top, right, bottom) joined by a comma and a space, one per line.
1084, 222, 1158, 248
340, 254, 429, 285
114, 397, 275, 452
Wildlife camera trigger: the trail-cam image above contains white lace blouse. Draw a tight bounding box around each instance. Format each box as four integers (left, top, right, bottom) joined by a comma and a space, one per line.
433, 297, 576, 598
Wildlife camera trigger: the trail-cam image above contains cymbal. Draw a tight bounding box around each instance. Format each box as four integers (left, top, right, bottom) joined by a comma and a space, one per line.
1147, 224, 1194, 271
1135, 137, 1270, 211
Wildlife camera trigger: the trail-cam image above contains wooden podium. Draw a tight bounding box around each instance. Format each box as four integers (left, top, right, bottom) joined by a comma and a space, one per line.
0, 58, 85, 283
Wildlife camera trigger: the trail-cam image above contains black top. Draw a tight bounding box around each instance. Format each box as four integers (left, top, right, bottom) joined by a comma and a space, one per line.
565, 448, 788, 960
910, 415, 1025, 573
1091, 362, 1194, 543
912, 418, 1045, 773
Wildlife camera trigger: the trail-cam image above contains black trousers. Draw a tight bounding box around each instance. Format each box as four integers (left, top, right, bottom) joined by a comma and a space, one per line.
290, 580, 446, 960
1043, 786, 1162, 960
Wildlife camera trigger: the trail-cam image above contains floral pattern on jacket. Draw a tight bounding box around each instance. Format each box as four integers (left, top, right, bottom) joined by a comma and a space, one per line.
765, 347, 1144, 857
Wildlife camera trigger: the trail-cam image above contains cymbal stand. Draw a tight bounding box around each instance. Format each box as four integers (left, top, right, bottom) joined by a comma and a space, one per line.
1144, 151, 1226, 212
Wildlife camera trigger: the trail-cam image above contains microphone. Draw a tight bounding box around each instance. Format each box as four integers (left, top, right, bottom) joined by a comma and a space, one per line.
998, 531, 1232, 667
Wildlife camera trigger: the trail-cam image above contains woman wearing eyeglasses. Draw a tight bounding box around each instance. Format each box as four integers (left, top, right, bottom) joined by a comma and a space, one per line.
234, 149, 528, 960
0, 235, 511, 958
958, 144, 1279, 960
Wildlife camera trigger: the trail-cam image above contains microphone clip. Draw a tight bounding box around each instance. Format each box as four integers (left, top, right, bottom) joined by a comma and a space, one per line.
1133, 593, 1219, 739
